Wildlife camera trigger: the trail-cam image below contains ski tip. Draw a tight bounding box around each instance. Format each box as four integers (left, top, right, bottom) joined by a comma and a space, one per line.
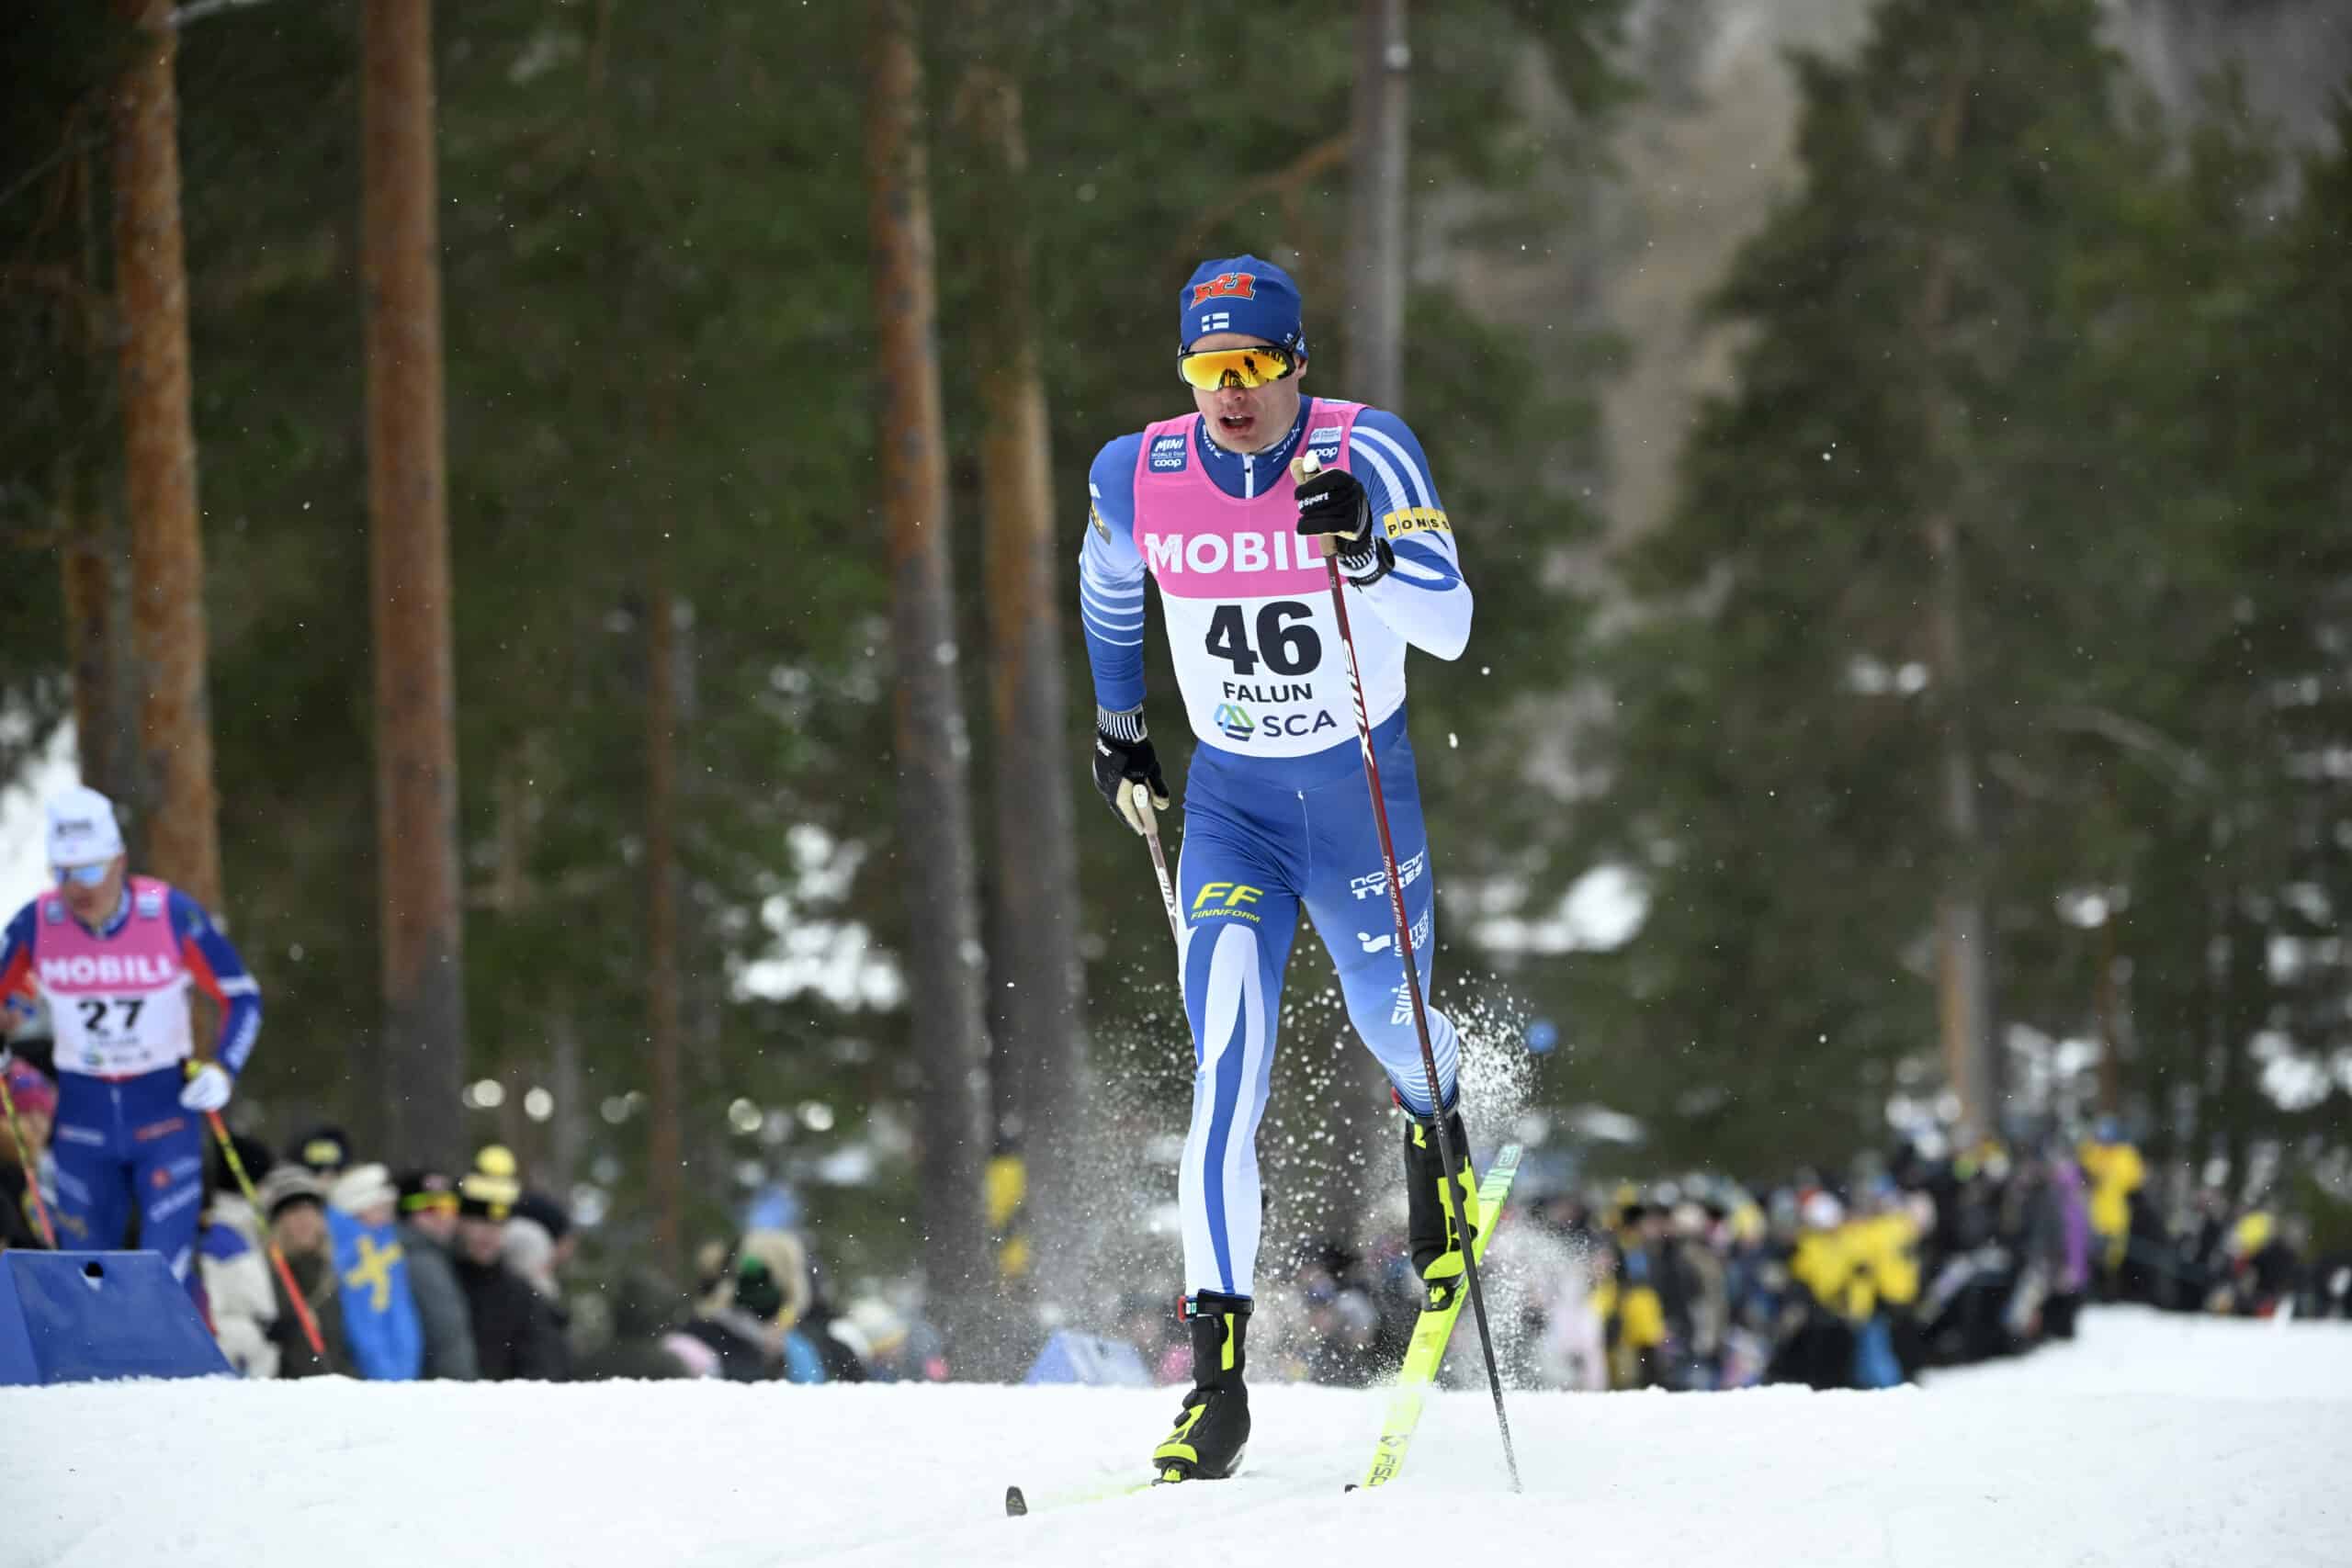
1343, 1483, 1360, 1494
1004, 1485, 1027, 1517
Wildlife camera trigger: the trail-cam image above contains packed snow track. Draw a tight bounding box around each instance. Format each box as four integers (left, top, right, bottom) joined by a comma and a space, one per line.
6, 1308, 2346, 1567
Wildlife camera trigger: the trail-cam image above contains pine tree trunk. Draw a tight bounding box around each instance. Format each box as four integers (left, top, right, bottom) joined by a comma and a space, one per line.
645, 578, 686, 1273
955, 2, 1091, 1320
865, 0, 997, 1370
111, 0, 220, 910
1918, 49, 1998, 1148
363, 0, 467, 1170
1346, 0, 1409, 411
57, 458, 135, 806
1327, 0, 1415, 1236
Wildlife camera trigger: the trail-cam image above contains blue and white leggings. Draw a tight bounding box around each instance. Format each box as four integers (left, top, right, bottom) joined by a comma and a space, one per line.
1173, 716, 1461, 1301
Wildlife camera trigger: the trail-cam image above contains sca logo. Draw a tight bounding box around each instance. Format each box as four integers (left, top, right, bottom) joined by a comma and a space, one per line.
1213, 703, 1255, 741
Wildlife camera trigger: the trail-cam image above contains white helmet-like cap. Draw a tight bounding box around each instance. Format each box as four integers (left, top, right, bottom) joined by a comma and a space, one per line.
45, 784, 125, 869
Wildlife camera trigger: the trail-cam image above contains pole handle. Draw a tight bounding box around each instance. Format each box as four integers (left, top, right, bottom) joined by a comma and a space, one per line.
205, 1109, 327, 1358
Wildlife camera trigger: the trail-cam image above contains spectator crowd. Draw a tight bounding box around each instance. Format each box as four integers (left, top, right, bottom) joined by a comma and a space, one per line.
1, 1047, 938, 1387
4, 1038, 2346, 1393
1157, 1122, 2352, 1395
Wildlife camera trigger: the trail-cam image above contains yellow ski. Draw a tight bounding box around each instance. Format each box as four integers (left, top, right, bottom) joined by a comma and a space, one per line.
1357, 1142, 1522, 1490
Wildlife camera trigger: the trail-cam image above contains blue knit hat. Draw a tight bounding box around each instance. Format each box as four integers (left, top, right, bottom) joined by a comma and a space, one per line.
1180, 254, 1308, 359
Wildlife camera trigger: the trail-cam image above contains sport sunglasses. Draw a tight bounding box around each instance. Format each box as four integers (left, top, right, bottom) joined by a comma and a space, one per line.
1177, 344, 1296, 391
53, 863, 111, 887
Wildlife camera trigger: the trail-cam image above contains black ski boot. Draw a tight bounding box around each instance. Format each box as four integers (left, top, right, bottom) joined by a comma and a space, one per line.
1151, 1292, 1250, 1482
1404, 1107, 1481, 1310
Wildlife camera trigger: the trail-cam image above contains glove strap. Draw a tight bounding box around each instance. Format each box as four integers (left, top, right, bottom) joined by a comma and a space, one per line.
1096, 704, 1147, 744
1340, 535, 1395, 589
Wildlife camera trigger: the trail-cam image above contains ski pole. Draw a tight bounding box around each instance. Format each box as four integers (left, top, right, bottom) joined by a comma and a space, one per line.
1295, 450, 1521, 1492
0, 1067, 58, 1249
203, 1107, 326, 1356
1135, 781, 1185, 949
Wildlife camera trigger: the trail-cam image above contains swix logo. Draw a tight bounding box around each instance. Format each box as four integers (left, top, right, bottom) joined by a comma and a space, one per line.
1143, 531, 1317, 576
1190, 272, 1257, 307
39, 953, 178, 987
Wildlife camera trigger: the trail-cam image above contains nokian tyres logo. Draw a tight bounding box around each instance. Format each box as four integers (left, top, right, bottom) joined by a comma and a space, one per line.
1213, 703, 1255, 741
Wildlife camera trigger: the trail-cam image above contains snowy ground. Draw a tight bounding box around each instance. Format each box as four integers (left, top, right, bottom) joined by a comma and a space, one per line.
6, 1307, 2347, 1567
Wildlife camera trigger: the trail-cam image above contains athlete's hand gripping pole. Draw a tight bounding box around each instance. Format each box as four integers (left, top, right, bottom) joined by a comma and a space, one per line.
1135, 783, 1185, 950
0, 1066, 58, 1248
200, 1095, 326, 1357
1294, 449, 1521, 1493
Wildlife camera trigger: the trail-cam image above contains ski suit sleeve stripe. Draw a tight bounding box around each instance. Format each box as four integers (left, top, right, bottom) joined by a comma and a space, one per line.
1079, 434, 1149, 712
170, 888, 263, 1074
1348, 412, 1472, 661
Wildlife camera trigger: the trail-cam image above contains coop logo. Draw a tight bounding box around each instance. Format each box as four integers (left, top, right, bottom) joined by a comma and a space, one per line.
1143, 530, 1320, 576
1150, 434, 1190, 473
1307, 424, 1343, 461
1190, 272, 1258, 307
1347, 849, 1427, 903
1213, 703, 1256, 741
1191, 882, 1264, 924
38, 953, 179, 988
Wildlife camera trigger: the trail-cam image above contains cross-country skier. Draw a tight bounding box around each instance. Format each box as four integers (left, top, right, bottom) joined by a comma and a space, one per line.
1079, 255, 1476, 1482
0, 785, 263, 1288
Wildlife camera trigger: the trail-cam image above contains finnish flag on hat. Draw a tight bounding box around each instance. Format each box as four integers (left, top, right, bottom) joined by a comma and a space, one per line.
46, 784, 125, 868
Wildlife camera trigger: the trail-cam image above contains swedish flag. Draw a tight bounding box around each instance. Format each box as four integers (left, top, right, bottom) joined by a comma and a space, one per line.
327, 1207, 423, 1380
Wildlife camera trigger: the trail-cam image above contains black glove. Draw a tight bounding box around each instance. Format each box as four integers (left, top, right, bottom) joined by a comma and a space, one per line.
1092, 707, 1170, 835
1295, 465, 1393, 585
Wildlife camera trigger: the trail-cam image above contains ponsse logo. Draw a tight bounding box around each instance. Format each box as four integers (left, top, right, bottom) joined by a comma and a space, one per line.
1382, 507, 1451, 538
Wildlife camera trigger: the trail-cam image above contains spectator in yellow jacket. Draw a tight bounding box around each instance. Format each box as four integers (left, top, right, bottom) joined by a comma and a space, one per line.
2078, 1122, 2145, 1283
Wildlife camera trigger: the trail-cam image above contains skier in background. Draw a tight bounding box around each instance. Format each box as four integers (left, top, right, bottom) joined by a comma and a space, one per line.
1079, 254, 1475, 1481
0, 785, 262, 1291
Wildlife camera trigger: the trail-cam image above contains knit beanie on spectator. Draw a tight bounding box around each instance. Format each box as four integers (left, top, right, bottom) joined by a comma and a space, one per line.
514, 1188, 572, 1244
292, 1124, 350, 1176
330, 1162, 399, 1216
257, 1164, 326, 1222
395, 1168, 458, 1215
718, 1230, 811, 1328
458, 1167, 519, 1222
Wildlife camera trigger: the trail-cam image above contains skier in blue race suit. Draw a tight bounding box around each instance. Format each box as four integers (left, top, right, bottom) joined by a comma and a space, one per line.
1079, 256, 1477, 1481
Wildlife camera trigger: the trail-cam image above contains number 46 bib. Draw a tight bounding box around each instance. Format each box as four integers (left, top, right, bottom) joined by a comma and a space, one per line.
1132, 400, 1410, 759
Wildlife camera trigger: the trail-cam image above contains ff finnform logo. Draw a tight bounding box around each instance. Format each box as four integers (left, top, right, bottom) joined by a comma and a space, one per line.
1191, 883, 1263, 923
1213, 703, 1255, 741
1150, 434, 1189, 473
